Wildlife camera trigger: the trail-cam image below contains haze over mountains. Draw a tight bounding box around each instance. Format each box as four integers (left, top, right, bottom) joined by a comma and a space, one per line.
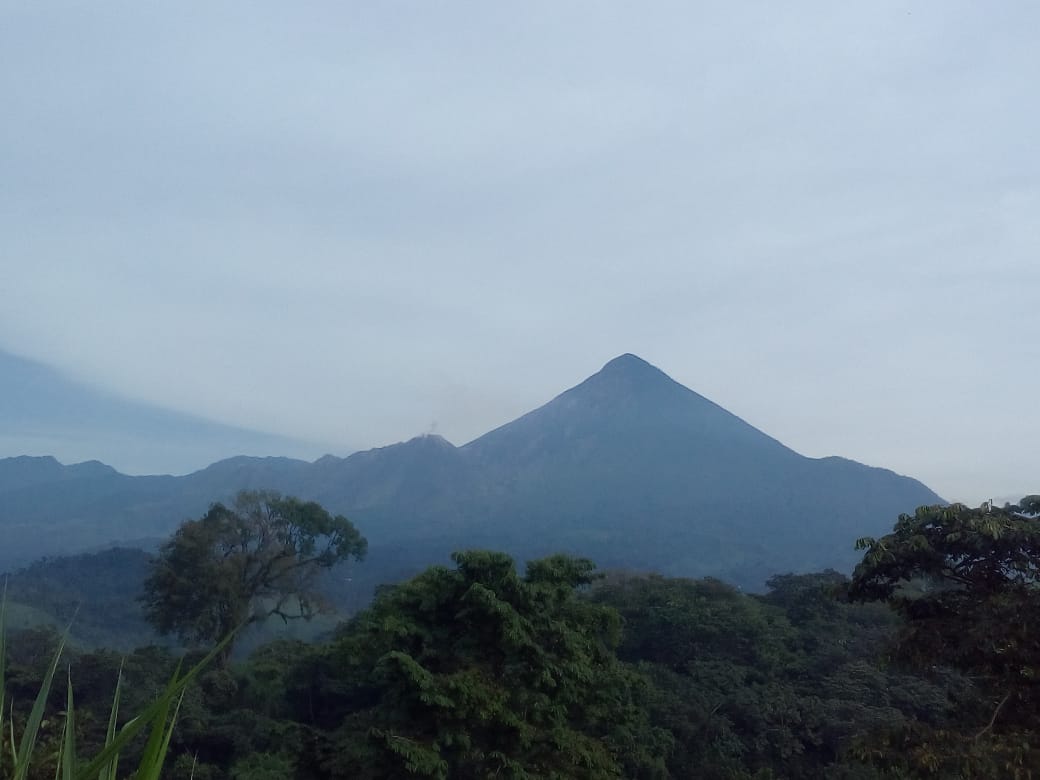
0, 354, 943, 589
0, 349, 331, 474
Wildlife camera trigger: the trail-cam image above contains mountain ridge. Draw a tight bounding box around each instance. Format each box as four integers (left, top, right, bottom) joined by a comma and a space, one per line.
0, 354, 943, 589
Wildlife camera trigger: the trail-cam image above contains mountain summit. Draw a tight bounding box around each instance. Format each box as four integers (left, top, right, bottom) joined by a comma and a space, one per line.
464, 354, 790, 473
564, 353, 697, 404
592, 351, 672, 382
447, 355, 940, 584
0, 354, 943, 588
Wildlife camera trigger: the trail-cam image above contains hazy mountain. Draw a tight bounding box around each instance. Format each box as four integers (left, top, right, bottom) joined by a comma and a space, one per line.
0, 349, 333, 475
446, 354, 937, 577
0, 354, 943, 588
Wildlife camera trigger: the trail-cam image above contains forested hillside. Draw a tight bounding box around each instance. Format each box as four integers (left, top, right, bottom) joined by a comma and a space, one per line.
3, 497, 1037, 778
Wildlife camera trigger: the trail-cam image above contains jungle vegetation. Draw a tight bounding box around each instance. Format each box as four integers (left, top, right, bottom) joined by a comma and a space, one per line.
2, 495, 1038, 779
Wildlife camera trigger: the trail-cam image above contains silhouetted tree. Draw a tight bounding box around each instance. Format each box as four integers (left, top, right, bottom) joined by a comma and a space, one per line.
141, 490, 366, 660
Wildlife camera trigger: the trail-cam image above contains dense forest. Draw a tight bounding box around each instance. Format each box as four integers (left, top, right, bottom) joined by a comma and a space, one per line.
2, 495, 1038, 778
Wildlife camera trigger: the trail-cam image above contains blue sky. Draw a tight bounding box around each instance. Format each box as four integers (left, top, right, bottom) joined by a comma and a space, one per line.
2, 2, 1037, 503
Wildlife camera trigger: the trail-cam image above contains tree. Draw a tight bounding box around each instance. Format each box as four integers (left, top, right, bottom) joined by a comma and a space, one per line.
141, 490, 366, 659
316, 550, 669, 779
849, 498, 1040, 776
588, 574, 796, 779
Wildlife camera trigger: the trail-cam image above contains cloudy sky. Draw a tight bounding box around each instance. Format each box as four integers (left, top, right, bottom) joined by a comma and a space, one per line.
2, 1, 1037, 504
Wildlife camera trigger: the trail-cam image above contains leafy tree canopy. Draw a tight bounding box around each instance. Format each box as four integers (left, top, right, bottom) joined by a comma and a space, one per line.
850, 498, 1040, 679
849, 498, 1040, 776
141, 490, 366, 657
319, 550, 669, 780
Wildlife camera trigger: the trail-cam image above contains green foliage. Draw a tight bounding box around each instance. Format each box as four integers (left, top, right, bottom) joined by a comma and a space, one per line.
593, 573, 791, 673
12, 503, 1038, 780
852, 499, 1040, 700
141, 490, 366, 658
229, 751, 296, 779
850, 498, 1040, 776
591, 570, 960, 779
319, 550, 669, 779
0, 586, 233, 780
2, 549, 157, 651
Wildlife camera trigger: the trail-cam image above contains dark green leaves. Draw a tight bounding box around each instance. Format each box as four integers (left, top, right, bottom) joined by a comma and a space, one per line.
140, 491, 366, 658
322, 550, 664, 779
849, 499, 1040, 774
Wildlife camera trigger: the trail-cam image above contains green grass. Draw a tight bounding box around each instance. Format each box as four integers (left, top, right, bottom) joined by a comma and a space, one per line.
1, 582, 234, 779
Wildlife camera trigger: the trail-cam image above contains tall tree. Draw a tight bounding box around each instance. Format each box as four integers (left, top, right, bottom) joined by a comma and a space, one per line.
141, 490, 366, 659
849, 497, 1040, 776
317, 550, 669, 779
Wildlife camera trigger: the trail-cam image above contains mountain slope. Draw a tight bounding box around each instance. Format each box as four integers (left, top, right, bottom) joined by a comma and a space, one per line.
0, 354, 943, 588
442, 354, 939, 581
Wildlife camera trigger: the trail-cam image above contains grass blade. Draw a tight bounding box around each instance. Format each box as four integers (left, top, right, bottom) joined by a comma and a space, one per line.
54, 717, 67, 780
136, 689, 184, 780
97, 661, 123, 780
154, 691, 185, 775
1, 578, 7, 778
73, 627, 238, 780
134, 660, 180, 774
13, 622, 68, 780
8, 712, 15, 777
61, 668, 76, 780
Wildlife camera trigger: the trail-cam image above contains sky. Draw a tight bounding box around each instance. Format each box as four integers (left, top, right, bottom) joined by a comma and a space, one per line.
1, 1, 1037, 504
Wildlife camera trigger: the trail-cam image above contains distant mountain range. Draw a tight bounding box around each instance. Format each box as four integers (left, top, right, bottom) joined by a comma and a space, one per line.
0, 354, 943, 590
0, 349, 331, 475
